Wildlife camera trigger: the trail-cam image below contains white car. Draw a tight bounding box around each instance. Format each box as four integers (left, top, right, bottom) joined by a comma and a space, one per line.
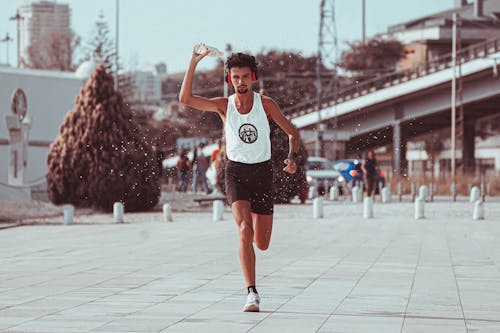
305, 157, 342, 195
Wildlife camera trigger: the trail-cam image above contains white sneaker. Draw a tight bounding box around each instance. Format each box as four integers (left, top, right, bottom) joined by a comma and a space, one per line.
243, 291, 260, 312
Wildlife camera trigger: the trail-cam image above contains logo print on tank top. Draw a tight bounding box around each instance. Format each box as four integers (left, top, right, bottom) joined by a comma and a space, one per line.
239, 124, 258, 144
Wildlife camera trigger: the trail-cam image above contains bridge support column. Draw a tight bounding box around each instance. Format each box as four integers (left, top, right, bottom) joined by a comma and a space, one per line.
393, 122, 408, 178
462, 120, 475, 174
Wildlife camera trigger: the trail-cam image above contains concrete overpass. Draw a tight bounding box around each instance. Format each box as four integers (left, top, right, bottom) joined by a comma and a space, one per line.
290, 37, 500, 176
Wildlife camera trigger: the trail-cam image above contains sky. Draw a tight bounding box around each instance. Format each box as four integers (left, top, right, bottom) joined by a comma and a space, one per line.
0, 0, 455, 73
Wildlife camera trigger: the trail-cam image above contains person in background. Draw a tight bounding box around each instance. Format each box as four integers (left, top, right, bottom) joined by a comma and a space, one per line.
176, 149, 191, 192
361, 150, 378, 197
192, 142, 210, 194
210, 139, 223, 167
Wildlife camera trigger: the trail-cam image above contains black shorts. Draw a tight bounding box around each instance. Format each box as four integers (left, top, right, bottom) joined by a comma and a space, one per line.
225, 159, 274, 215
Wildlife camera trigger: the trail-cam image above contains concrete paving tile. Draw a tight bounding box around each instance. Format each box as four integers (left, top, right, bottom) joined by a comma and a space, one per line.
466, 319, 500, 333
249, 313, 328, 332
335, 294, 408, 316
0, 317, 33, 331
0, 306, 61, 318
159, 319, 253, 333
91, 316, 179, 332
317, 314, 403, 333
3, 316, 110, 333
401, 318, 467, 333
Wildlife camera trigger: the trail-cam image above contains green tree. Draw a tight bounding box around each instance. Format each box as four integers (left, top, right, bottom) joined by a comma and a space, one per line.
83, 12, 117, 73
46, 64, 160, 211
341, 38, 405, 79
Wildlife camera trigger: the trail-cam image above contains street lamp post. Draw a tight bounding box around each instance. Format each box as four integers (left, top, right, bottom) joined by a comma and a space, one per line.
451, 12, 458, 200
115, 0, 119, 90
224, 44, 232, 98
362, 0, 366, 44
1, 32, 13, 65
315, 51, 324, 157
9, 10, 23, 67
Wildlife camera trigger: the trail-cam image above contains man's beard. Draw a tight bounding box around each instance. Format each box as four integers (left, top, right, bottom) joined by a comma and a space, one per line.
237, 86, 248, 94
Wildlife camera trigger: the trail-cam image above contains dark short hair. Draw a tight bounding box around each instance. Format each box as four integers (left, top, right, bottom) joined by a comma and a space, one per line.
225, 53, 258, 74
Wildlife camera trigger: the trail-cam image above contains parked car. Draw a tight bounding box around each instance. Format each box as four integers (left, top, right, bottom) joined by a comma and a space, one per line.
332, 159, 361, 184
305, 157, 343, 196
332, 159, 386, 194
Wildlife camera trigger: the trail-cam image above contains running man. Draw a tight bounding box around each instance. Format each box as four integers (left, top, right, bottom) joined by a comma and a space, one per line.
179, 45, 300, 312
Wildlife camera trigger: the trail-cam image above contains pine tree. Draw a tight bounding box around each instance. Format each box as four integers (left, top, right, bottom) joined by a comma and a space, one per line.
46, 64, 160, 211
83, 12, 117, 73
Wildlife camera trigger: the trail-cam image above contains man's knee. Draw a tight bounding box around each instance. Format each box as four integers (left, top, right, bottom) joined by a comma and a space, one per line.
238, 222, 254, 244
255, 240, 269, 251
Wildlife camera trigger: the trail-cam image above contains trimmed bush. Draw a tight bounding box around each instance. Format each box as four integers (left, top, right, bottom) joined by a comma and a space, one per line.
46, 64, 160, 211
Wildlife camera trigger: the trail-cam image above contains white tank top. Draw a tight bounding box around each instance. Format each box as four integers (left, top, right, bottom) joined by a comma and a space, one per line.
225, 92, 271, 164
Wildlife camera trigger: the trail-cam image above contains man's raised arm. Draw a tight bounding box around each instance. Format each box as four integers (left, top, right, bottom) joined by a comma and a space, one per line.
179, 45, 226, 114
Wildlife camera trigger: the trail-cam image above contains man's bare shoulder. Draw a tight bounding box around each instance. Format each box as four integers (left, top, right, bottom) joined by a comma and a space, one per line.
260, 95, 280, 109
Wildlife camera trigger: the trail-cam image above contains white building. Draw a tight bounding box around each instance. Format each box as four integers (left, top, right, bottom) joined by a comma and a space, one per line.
120, 68, 162, 105
18, 1, 71, 67
1, 66, 86, 191
407, 135, 500, 179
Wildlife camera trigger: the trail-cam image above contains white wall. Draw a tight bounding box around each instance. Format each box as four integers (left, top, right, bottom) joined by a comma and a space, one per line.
128, 70, 162, 104
0, 67, 85, 183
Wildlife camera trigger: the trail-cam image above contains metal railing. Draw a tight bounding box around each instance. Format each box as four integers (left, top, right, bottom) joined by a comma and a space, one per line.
285, 37, 500, 118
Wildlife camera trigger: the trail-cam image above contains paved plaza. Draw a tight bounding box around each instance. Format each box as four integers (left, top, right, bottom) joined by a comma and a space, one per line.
1, 197, 500, 332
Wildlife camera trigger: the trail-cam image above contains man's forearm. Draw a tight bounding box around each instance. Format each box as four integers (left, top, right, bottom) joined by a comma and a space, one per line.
288, 128, 300, 158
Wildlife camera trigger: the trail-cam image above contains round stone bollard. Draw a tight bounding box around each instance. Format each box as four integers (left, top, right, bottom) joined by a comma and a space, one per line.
313, 197, 323, 219
469, 186, 480, 203
63, 204, 74, 225
162, 203, 173, 222
213, 200, 224, 222
352, 186, 362, 203
381, 187, 391, 203
329, 186, 340, 201
113, 202, 124, 223
415, 197, 425, 219
472, 200, 485, 220
363, 197, 374, 219
308, 186, 317, 200
419, 185, 429, 202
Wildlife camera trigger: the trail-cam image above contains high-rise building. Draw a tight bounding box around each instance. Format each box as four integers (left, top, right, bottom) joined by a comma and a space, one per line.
18, 1, 71, 67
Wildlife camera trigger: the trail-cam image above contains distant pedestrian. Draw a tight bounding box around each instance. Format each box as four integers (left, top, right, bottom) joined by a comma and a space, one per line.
361, 150, 378, 197
154, 146, 165, 178
176, 149, 191, 192
192, 143, 210, 194
210, 139, 223, 167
